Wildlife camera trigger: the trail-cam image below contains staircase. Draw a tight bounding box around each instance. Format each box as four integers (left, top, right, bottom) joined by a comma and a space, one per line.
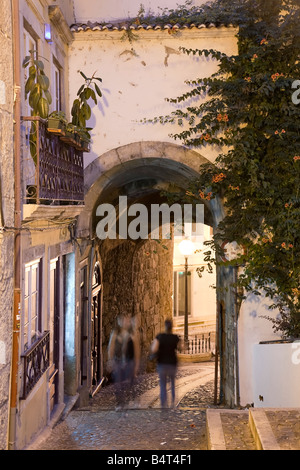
206, 408, 300, 450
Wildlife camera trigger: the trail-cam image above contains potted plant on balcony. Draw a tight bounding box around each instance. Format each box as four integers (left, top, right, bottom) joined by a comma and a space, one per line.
70, 70, 103, 148
23, 51, 52, 165
76, 126, 92, 152
60, 123, 78, 147
47, 111, 67, 135
23, 51, 52, 119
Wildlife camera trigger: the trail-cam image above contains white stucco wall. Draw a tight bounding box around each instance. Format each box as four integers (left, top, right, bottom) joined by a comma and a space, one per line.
238, 293, 281, 406
73, 0, 208, 22
173, 224, 216, 325
69, 27, 238, 168
253, 343, 300, 408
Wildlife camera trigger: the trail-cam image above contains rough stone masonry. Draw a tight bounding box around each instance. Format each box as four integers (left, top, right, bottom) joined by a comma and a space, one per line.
0, 0, 15, 450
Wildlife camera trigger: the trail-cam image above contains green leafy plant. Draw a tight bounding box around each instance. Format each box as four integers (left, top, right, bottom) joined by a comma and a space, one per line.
23, 50, 52, 118
147, 0, 300, 339
23, 51, 52, 165
48, 110, 67, 121
47, 111, 67, 134
71, 71, 102, 131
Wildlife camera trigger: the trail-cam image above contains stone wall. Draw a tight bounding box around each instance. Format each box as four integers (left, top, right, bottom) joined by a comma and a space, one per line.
0, 0, 14, 450
99, 237, 173, 373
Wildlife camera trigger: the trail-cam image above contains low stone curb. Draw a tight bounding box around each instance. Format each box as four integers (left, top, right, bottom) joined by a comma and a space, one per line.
207, 407, 300, 450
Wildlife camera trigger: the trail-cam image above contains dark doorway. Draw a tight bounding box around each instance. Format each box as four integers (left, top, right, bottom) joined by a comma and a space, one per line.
91, 262, 102, 388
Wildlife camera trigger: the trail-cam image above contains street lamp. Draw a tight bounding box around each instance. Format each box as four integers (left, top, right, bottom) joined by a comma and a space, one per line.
178, 239, 194, 350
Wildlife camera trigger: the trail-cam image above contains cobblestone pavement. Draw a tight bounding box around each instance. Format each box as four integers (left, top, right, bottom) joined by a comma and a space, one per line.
29, 362, 219, 451
265, 409, 300, 450
220, 412, 256, 450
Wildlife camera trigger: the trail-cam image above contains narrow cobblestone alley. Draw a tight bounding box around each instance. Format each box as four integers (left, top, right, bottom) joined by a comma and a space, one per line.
27, 363, 217, 451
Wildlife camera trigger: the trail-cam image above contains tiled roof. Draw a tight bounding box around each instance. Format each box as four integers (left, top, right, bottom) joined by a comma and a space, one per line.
70, 21, 234, 33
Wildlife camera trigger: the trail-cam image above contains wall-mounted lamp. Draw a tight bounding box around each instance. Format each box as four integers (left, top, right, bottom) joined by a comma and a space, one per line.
44, 24, 52, 43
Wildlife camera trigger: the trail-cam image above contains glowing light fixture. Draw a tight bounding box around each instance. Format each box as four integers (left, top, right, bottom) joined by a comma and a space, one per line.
45, 24, 52, 42
179, 238, 194, 257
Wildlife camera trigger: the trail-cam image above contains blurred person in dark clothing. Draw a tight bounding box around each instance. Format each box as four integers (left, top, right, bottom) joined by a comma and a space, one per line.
151, 319, 181, 408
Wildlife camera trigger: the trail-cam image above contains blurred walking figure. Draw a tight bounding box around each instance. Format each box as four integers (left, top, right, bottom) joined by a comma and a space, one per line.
124, 317, 140, 404
151, 319, 181, 408
107, 315, 140, 409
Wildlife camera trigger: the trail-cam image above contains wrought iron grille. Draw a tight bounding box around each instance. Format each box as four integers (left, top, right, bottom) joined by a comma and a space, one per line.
20, 331, 50, 400
21, 117, 84, 204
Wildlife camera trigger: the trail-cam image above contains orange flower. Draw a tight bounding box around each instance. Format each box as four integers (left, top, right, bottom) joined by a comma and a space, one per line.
281, 242, 286, 248
212, 173, 226, 183
271, 73, 279, 81
260, 38, 268, 45
294, 156, 300, 161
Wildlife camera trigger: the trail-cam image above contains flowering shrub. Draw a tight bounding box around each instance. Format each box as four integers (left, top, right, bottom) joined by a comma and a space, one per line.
150, 0, 300, 338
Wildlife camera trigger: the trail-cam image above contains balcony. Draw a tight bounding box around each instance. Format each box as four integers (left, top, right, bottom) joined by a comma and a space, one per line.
20, 331, 50, 400
21, 117, 85, 206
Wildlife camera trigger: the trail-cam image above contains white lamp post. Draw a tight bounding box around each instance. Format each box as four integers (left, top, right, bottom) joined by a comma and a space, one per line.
178, 239, 194, 349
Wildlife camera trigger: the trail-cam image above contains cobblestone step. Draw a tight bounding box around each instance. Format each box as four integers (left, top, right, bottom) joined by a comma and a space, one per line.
207, 408, 300, 450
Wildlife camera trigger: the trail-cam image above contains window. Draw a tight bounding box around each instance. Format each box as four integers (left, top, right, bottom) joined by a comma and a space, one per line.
23, 260, 42, 351
52, 59, 62, 111
173, 270, 191, 317
49, 258, 58, 364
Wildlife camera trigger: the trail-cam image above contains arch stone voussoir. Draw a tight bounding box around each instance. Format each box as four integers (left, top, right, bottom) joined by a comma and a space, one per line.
80, 141, 211, 236
85, 141, 208, 192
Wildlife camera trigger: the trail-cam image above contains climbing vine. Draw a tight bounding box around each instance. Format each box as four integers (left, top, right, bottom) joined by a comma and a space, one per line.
146, 0, 300, 338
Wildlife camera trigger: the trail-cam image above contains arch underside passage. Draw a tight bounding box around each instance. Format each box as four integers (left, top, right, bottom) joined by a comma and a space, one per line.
79, 141, 225, 238
79, 141, 236, 406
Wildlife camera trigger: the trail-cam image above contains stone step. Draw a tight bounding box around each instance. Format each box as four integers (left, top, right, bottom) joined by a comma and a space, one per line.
206, 408, 300, 450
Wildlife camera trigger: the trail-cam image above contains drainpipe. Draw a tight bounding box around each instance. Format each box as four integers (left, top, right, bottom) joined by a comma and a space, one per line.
9, 0, 21, 451
234, 266, 241, 407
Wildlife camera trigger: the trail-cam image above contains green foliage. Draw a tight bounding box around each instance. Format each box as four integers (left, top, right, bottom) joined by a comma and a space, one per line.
23, 51, 52, 119
71, 71, 102, 138
149, 0, 300, 338
23, 51, 52, 165
48, 110, 67, 123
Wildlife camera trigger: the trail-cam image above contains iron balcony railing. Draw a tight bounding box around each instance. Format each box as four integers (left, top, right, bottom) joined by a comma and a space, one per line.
20, 331, 50, 400
21, 117, 84, 204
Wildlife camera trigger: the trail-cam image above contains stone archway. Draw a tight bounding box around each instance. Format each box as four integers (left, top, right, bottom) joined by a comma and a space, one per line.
78, 141, 237, 406
77, 141, 225, 237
